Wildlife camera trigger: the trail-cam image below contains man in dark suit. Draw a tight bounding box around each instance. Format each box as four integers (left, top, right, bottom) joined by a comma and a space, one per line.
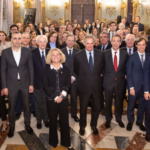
135, 16, 144, 31
1, 32, 34, 138
61, 34, 80, 122
116, 30, 126, 48
32, 35, 50, 129
126, 37, 147, 132
109, 22, 117, 41
96, 32, 112, 51
145, 40, 150, 53
121, 34, 137, 55
15, 32, 35, 120
144, 54, 150, 142
122, 17, 130, 27
103, 35, 128, 129
74, 35, 104, 136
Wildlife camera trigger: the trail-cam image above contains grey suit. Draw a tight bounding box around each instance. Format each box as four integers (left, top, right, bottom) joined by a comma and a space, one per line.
61, 47, 80, 117
1, 47, 34, 127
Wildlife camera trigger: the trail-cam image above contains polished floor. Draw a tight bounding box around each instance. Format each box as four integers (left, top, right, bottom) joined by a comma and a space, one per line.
0, 100, 150, 150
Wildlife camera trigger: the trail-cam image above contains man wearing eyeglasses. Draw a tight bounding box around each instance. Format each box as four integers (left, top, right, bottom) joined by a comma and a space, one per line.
1, 32, 34, 138
9, 25, 18, 39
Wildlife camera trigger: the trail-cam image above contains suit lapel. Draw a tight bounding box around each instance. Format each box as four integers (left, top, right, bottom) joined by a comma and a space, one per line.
93, 49, 99, 74
37, 48, 44, 68
136, 51, 143, 70
117, 50, 123, 72
109, 50, 115, 71
10, 48, 17, 67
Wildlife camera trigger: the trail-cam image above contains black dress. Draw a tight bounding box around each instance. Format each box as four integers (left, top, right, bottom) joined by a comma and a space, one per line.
43, 65, 71, 148
76, 41, 85, 50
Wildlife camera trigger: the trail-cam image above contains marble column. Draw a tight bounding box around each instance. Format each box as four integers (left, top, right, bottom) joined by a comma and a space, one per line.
0, 0, 3, 30
33, 0, 41, 25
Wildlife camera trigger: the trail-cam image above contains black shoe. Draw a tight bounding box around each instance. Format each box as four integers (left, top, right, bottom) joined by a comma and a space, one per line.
72, 116, 80, 122
31, 111, 36, 117
116, 120, 125, 128
136, 121, 146, 131
15, 113, 21, 121
105, 120, 111, 128
37, 123, 42, 129
68, 146, 76, 150
126, 122, 133, 131
146, 133, 150, 142
25, 125, 33, 134
44, 121, 49, 128
91, 126, 98, 135
8, 127, 15, 138
79, 127, 85, 136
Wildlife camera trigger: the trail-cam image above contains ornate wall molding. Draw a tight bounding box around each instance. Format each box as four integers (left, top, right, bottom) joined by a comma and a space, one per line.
22, 0, 34, 8
132, 0, 138, 21
41, 0, 46, 25
13, 0, 21, 24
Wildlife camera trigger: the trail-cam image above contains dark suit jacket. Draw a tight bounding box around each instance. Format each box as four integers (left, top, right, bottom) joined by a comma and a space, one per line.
96, 42, 112, 51
36, 29, 45, 35
120, 41, 126, 48
32, 48, 50, 89
145, 40, 150, 53
126, 51, 147, 91
46, 42, 62, 49
1, 47, 34, 89
125, 21, 130, 27
61, 47, 80, 78
138, 23, 144, 31
144, 54, 150, 92
103, 49, 128, 90
121, 47, 137, 54
73, 49, 104, 94
29, 45, 35, 50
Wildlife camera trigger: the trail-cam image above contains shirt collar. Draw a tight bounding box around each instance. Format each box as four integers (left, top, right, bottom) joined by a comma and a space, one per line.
137, 51, 145, 56
85, 49, 94, 54
50, 42, 56, 45
102, 43, 108, 48
50, 64, 63, 70
12, 46, 21, 53
111, 48, 119, 53
39, 48, 45, 53
67, 47, 73, 51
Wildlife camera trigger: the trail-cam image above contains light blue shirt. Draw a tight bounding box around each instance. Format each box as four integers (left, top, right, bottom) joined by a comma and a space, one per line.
101, 43, 108, 51
39, 48, 46, 58
49, 42, 56, 49
127, 47, 134, 55
85, 49, 94, 65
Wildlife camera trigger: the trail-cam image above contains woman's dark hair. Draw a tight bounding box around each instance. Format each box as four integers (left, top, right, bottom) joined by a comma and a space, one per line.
47, 31, 59, 45
91, 22, 96, 27
23, 24, 31, 32
73, 27, 81, 35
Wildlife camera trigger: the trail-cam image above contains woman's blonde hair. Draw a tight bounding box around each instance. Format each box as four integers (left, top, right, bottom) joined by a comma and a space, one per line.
46, 48, 66, 65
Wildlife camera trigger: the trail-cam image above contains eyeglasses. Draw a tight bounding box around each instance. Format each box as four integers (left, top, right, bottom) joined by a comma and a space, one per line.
51, 36, 57, 38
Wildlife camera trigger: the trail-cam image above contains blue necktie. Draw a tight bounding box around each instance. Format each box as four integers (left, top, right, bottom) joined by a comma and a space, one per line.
69, 50, 72, 61
141, 54, 144, 67
89, 52, 93, 72
42, 51, 45, 67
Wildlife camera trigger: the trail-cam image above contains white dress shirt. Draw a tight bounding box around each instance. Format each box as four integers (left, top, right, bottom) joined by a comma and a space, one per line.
97, 24, 100, 28
111, 48, 120, 66
12, 47, 21, 79
50, 64, 67, 100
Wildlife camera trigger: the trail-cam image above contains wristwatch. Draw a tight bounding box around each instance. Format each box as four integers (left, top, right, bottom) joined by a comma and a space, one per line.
60, 95, 65, 99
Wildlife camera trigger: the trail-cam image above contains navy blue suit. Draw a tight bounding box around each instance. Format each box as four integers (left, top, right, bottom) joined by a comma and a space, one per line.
144, 54, 150, 134
16, 45, 35, 114
126, 51, 147, 123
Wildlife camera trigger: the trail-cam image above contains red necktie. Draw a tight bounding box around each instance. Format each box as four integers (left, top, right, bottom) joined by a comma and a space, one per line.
114, 52, 117, 72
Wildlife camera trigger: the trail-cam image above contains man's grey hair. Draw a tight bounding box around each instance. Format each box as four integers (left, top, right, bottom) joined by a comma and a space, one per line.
66, 34, 76, 41
83, 34, 96, 43
11, 32, 22, 38
100, 32, 110, 38
125, 34, 135, 41
117, 30, 125, 36
119, 23, 125, 27
22, 32, 31, 38
36, 35, 48, 43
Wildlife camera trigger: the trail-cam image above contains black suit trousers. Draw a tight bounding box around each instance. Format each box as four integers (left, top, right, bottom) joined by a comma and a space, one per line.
46, 98, 70, 148
79, 92, 101, 128
0, 95, 6, 121
9, 81, 31, 127
70, 83, 78, 117
105, 81, 123, 121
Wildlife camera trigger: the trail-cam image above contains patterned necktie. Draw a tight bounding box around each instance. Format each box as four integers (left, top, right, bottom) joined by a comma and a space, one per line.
89, 52, 93, 72
41, 51, 45, 67
114, 52, 117, 72
141, 54, 144, 67
69, 50, 72, 61
129, 49, 131, 55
